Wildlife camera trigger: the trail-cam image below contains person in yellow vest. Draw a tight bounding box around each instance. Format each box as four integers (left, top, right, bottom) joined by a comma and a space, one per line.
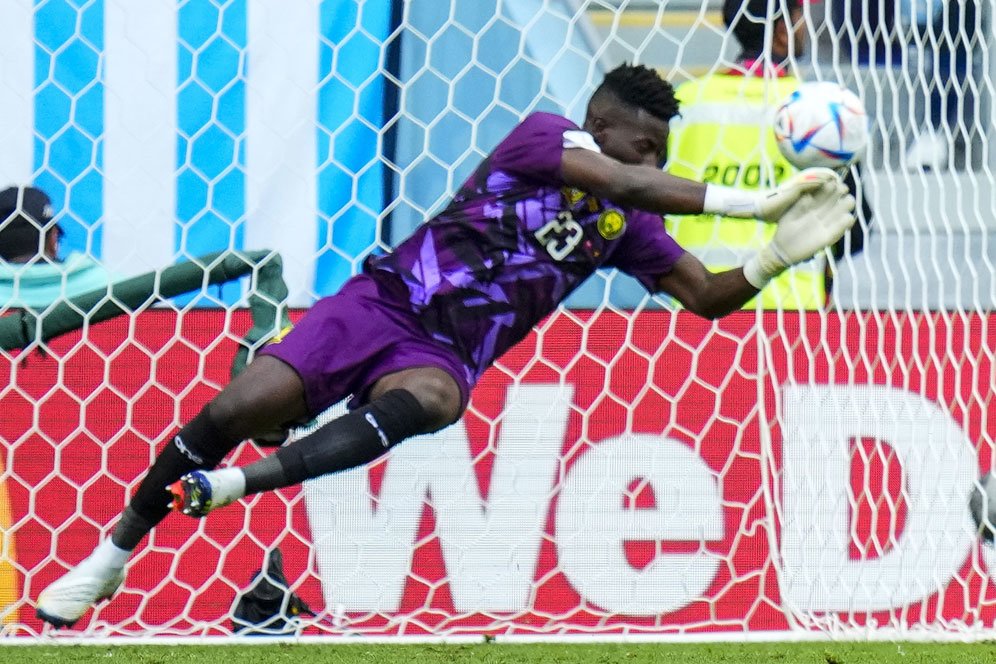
666, 0, 871, 309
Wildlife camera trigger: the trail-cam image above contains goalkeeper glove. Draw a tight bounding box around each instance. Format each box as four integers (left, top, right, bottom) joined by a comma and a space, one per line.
742, 175, 857, 290
703, 167, 841, 221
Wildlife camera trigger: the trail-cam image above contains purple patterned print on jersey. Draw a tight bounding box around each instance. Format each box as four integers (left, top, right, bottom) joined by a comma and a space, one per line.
366, 112, 685, 381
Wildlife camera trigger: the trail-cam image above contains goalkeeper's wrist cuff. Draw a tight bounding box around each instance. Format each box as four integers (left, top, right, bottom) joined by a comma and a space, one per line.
742, 244, 789, 290
703, 184, 760, 219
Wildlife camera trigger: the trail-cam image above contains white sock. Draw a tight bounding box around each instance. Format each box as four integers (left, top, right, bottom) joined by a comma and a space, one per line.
91, 538, 131, 569
210, 467, 247, 507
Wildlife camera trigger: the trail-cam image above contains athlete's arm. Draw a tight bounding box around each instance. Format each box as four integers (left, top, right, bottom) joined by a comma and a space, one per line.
656, 253, 760, 319
657, 178, 858, 318
561, 147, 706, 214
560, 147, 836, 222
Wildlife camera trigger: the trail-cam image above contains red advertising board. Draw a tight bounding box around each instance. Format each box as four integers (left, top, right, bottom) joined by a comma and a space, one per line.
1, 309, 995, 636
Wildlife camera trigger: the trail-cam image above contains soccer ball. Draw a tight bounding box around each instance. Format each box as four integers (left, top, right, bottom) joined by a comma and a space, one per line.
773, 81, 869, 169
970, 473, 996, 542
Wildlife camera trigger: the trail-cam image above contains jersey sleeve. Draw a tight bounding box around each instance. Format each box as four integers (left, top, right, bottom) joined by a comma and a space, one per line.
489, 112, 582, 185
605, 211, 687, 292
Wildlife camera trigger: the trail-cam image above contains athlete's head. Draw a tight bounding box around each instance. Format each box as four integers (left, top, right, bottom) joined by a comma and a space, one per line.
583, 63, 679, 167
0, 185, 60, 263
724, 0, 809, 62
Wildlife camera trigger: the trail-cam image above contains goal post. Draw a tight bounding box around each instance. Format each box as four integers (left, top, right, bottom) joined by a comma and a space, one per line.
2, 0, 996, 639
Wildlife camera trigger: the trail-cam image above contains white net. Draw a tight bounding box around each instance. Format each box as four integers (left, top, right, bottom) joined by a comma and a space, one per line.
1, 0, 995, 640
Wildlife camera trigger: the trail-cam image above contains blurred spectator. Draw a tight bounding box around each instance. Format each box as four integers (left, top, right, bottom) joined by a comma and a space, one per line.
831, 0, 984, 170
0, 185, 118, 309
830, 0, 903, 65
900, 0, 981, 170
666, 0, 871, 309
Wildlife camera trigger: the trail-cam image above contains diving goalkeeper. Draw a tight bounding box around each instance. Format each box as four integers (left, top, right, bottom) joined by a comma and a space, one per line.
37, 64, 855, 627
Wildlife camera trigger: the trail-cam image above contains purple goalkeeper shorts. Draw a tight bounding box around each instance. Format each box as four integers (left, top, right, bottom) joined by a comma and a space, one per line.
258, 273, 471, 416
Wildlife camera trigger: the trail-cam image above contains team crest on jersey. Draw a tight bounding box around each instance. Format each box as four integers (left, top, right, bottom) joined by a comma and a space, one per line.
597, 209, 626, 240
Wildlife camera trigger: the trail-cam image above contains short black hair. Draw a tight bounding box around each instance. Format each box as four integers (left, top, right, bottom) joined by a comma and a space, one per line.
592, 64, 679, 122
724, 0, 793, 57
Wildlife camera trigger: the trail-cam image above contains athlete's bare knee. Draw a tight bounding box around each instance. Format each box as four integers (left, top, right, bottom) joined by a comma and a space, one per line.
208, 356, 308, 440
373, 368, 462, 432
414, 375, 462, 430
206, 392, 251, 440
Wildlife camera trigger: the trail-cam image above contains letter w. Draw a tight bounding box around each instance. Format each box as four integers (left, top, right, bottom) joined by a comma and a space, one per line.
303, 384, 570, 613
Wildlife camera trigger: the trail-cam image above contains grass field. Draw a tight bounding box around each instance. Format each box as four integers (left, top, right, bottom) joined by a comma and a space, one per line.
5, 642, 996, 664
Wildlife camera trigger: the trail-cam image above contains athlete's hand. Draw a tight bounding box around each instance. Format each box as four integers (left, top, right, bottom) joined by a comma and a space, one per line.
753, 167, 841, 222
743, 176, 856, 288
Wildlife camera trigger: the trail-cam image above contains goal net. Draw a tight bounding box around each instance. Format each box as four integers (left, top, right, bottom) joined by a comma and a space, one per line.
1, 0, 995, 639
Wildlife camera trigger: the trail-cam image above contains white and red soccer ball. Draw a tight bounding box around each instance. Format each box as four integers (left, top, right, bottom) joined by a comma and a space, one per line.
774, 81, 869, 169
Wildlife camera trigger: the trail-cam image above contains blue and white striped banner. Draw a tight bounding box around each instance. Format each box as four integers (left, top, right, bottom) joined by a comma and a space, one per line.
1, 0, 391, 306
2, 0, 616, 307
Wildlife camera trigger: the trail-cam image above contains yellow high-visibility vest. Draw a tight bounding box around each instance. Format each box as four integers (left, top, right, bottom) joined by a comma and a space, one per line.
666, 73, 826, 310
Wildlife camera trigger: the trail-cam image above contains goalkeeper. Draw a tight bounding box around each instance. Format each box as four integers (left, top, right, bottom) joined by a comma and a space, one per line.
37, 63, 855, 627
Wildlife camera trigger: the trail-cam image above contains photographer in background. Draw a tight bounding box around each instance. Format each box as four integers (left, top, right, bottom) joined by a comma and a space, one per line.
0, 185, 118, 310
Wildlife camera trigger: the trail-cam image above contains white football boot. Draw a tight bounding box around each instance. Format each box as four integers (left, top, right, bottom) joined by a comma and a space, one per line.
36, 553, 126, 628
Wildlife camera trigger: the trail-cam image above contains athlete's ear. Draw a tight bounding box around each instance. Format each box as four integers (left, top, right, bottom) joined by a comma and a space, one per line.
587, 116, 608, 145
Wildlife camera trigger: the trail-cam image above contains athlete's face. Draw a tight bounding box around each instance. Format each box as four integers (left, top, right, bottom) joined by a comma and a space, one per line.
584, 104, 670, 168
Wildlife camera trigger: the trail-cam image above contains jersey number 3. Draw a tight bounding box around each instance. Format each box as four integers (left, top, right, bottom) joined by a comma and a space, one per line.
535, 212, 583, 261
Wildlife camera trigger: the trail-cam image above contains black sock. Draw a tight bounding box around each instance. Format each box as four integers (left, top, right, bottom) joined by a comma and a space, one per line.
112, 407, 240, 550
243, 389, 431, 495
110, 506, 159, 552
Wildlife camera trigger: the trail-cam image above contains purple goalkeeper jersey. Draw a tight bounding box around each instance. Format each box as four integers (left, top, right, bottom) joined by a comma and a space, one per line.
365, 112, 685, 381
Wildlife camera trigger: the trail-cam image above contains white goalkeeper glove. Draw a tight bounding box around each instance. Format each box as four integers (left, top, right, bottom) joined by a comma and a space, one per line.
703, 167, 841, 221
742, 176, 857, 290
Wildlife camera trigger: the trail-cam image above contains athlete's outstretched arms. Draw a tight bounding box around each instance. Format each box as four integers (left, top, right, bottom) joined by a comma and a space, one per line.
657, 176, 857, 319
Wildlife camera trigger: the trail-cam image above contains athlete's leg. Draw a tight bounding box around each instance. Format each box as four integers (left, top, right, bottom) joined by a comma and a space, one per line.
37, 356, 308, 627
118, 355, 309, 544
241, 366, 462, 493
367, 366, 464, 430
173, 366, 463, 516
